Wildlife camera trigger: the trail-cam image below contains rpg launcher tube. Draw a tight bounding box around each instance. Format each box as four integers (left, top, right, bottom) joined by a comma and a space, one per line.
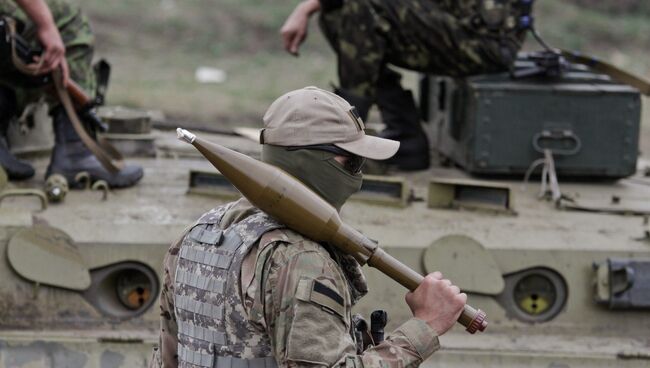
177, 128, 488, 334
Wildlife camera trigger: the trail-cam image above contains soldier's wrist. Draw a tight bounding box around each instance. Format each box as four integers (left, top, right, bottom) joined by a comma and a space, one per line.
397, 318, 440, 359
301, 0, 322, 15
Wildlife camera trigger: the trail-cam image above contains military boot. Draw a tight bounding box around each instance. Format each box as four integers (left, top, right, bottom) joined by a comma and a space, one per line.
334, 88, 373, 122
376, 87, 430, 171
46, 107, 143, 188
0, 87, 35, 180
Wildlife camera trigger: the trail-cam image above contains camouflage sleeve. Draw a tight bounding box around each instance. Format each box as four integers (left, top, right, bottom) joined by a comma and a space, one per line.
150, 234, 184, 368
319, 0, 343, 13
250, 238, 439, 368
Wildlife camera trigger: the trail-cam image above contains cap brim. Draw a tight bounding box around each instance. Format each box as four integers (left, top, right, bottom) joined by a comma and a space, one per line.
334, 135, 400, 160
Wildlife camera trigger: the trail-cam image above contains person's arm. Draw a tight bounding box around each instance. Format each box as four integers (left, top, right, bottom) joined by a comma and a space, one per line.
253, 240, 465, 368
149, 236, 183, 368
279, 0, 321, 56
13, 0, 69, 85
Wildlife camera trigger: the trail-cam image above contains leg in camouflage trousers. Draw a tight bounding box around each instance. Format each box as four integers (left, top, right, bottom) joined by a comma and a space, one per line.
318, 0, 522, 170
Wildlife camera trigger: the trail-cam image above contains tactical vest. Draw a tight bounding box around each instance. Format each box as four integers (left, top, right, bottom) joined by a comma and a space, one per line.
174, 202, 284, 368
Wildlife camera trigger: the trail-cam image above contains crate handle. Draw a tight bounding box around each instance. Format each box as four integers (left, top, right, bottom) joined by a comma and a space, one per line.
532, 129, 581, 156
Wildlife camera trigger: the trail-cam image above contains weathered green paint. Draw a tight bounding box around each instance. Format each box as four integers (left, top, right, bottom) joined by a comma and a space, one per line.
422, 235, 505, 295
7, 226, 90, 290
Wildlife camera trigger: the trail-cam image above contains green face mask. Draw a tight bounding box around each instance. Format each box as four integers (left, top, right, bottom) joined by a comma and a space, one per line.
262, 145, 363, 211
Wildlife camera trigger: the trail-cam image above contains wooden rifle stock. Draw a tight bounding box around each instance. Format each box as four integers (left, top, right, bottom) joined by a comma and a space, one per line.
66, 80, 92, 109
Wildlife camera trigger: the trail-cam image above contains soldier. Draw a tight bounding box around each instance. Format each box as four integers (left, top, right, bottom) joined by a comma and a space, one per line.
151, 86, 466, 367
0, 0, 143, 187
280, 0, 527, 170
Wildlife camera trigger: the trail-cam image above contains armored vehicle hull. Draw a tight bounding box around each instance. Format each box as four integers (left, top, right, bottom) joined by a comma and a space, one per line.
0, 125, 648, 366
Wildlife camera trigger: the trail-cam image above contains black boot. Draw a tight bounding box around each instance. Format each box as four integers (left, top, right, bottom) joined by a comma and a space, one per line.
334, 88, 373, 122
0, 87, 35, 180
46, 107, 143, 188
376, 87, 430, 171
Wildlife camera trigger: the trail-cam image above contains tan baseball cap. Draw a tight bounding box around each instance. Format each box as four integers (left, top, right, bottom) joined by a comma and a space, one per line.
260, 86, 399, 160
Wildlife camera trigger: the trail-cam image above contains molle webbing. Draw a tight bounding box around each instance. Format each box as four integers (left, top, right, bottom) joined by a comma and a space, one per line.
175, 295, 224, 320
179, 347, 278, 368
189, 226, 223, 244
176, 268, 225, 293
179, 246, 232, 269
179, 321, 227, 345
214, 356, 278, 368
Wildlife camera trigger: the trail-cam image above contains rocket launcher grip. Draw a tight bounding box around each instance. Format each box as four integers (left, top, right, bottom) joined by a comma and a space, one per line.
177, 128, 487, 334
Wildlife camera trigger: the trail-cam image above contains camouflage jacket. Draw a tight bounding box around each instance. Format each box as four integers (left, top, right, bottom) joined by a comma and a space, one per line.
0, 0, 93, 48
151, 198, 439, 367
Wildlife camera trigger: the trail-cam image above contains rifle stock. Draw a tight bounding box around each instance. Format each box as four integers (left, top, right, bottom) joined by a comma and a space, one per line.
66, 80, 92, 109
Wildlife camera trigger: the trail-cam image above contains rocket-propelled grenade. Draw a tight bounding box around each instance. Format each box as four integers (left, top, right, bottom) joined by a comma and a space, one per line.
177, 128, 488, 334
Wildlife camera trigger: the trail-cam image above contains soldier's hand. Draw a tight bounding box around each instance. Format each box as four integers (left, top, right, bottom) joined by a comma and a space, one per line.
280, 0, 321, 56
32, 24, 69, 86
405, 271, 467, 336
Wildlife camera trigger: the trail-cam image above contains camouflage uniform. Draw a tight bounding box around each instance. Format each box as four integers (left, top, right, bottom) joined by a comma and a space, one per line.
319, 0, 526, 98
0, 0, 95, 108
151, 198, 439, 367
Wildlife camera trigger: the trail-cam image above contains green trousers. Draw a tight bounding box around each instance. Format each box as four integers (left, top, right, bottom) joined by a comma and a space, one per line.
319, 0, 525, 98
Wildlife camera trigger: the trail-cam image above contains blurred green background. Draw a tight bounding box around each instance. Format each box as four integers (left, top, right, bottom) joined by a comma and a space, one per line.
78, 0, 649, 133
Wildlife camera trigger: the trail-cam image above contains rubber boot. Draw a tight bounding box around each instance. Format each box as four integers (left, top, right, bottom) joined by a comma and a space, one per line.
376, 87, 430, 171
46, 107, 143, 188
0, 87, 35, 180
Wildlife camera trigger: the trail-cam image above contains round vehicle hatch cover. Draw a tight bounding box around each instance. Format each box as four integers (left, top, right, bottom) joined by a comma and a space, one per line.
7, 226, 91, 290
423, 234, 504, 295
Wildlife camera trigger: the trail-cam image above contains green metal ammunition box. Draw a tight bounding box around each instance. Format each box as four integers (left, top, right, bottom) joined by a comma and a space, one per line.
423, 58, 642, 178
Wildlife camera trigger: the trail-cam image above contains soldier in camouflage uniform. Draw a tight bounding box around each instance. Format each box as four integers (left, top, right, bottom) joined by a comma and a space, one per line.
0, 0, 142, 187
281, 0, 527, 170
151, 86, 467, 368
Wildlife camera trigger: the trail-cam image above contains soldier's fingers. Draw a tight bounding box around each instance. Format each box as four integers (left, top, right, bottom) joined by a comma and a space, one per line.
39, 50, 57, 74
449, 285, 460, 295
458, 292, 468, 304
290, 33, 303, 55
441, 279, 452, 287
404, 290, 415, 306
431, 271, 443, 279
24, 60, 40, 74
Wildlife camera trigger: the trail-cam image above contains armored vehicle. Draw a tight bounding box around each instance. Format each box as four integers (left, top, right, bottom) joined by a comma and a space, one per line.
0, 52, 649, 367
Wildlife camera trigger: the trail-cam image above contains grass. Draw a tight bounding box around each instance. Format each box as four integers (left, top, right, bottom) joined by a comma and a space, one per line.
77, 0, 649, 128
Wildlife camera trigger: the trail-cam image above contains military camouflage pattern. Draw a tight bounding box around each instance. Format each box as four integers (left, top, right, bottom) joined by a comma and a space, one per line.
153, 198, 440, 367
0, 0, 95, 108
319, 0, 526, 98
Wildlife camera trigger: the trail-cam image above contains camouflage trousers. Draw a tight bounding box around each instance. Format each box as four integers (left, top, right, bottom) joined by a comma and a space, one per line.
319, 0, 524, 98
0, 0, 95, 110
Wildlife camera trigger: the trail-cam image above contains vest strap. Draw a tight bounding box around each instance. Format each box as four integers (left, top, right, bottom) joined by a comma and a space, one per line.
190, 226, 223, 245
219, 230, 243, 252
176, 268, 225, 293
178, 345, 214, 367
215, 356, 278, 368
180, 246, 232, 269
175, 295, 224, 320
178, 346, 278, 368
178, 321, 226, 345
